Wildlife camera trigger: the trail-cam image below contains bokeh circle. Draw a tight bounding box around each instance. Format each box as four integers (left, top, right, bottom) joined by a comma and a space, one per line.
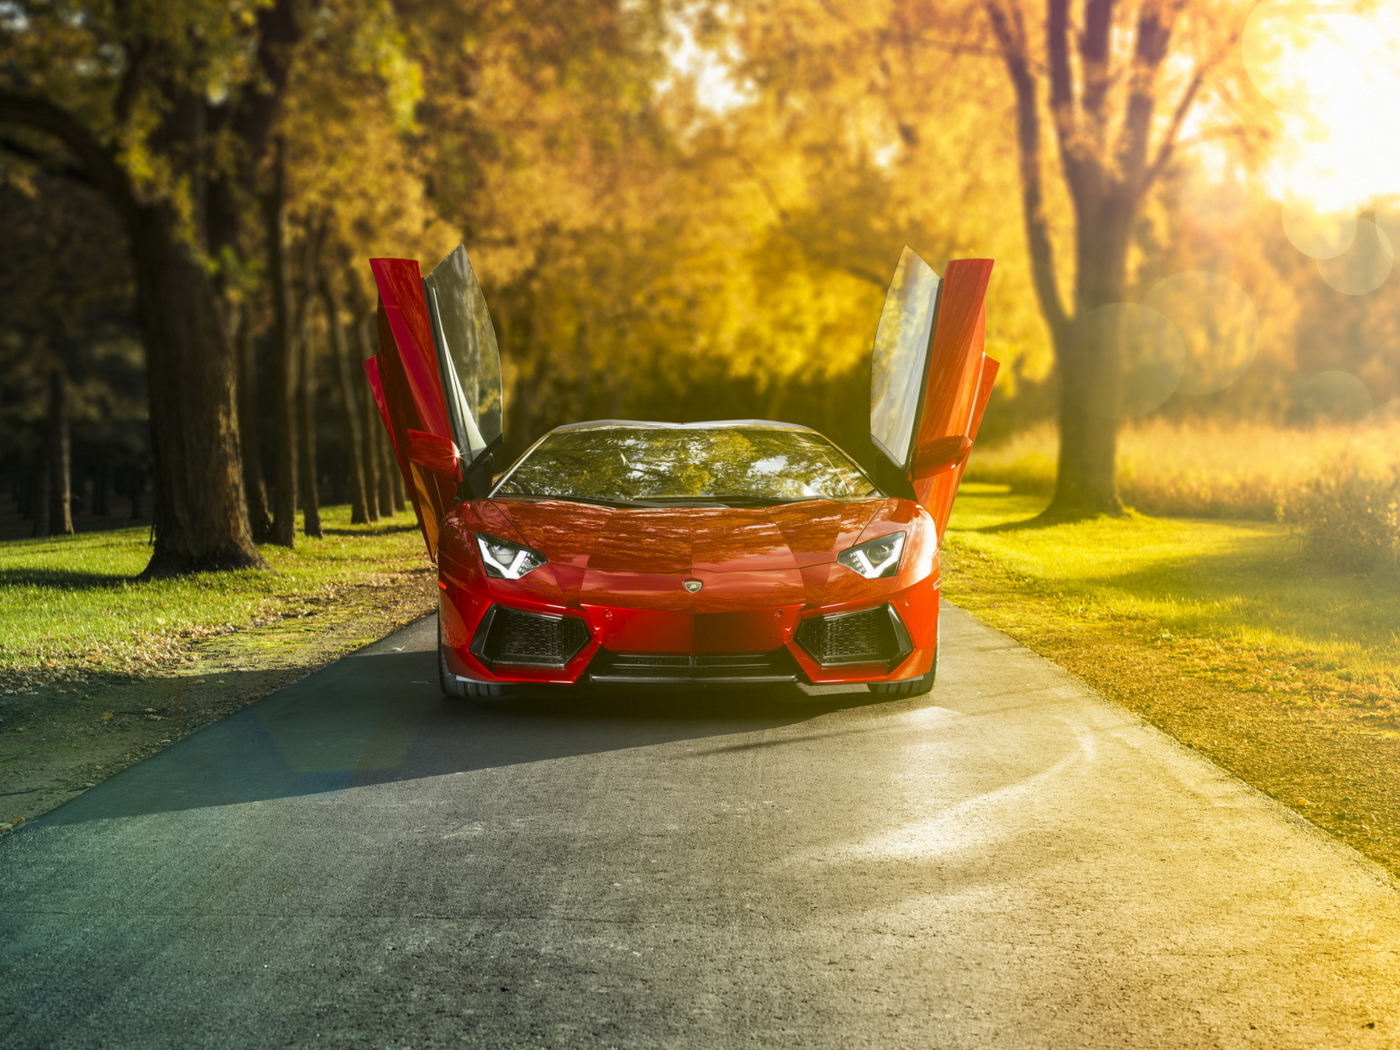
1074, 303, 1186, 420
1316, 218, 1393, 294
1281, 202, 1357, 259
1142, 271, 1259, 396
1297, 370, 1372, 422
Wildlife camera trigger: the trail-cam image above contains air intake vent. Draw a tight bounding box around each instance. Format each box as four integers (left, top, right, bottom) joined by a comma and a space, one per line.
471, 606, 590, 668
795, 605, 912, 666
588, 650, 798, 684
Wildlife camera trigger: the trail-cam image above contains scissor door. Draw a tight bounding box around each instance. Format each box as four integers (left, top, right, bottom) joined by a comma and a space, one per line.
366, 246, 507, 558
870, 248, 997, 534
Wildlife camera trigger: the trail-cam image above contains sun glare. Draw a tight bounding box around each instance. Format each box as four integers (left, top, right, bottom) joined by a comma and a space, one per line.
663, 15, 753, 115
1244, 0, 1400, 214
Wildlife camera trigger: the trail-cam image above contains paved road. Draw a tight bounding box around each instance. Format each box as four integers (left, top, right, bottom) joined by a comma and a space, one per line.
3, 605, 1399, 1049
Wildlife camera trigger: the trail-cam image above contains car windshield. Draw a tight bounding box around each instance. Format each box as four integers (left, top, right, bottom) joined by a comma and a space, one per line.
493, 426, 880, 504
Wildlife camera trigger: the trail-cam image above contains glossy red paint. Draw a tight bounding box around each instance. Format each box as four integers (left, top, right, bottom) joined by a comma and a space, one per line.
369, 259, 459, 559
407, 430, 460, 477
434, 496, 942, 686
908, 258, 997, 530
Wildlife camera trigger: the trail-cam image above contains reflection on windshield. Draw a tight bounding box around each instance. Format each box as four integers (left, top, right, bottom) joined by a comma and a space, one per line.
495, 427, 880, 503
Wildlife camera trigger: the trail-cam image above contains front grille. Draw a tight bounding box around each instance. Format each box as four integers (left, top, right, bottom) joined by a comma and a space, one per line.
795, 604, 912, 666
470, 606, 590, 668
588, 649, 799, 684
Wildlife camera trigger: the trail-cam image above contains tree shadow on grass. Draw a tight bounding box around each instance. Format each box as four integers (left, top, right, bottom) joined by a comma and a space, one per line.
319, 522, 420, 537
956, 487, 1131, 534
973, 514, 1070, 534
0, 567, 135, 589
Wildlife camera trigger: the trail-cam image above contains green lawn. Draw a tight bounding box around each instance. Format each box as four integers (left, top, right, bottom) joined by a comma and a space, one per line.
945, 484, 1400, 710
0, 506, 430, 689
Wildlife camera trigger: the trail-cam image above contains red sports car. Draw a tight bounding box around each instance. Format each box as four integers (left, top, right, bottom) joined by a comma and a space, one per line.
365, 246, 997, 699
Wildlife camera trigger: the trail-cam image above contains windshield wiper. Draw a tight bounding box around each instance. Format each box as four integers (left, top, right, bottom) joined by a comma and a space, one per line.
641, 494, 818, 507
492, 494, 659, 508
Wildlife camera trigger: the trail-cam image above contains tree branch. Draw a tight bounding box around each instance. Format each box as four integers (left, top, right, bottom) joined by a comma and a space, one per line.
1047, 0, 1074, 114
986, 0, 1070, 341
1046, 0, 1095, 209
1116, 0, 1181, 188
1079, 0, 1116, 132
1142, 65, 1203, 190
114, 38, 154, 125
0, 92, 137, 221
0, 133, 96, 186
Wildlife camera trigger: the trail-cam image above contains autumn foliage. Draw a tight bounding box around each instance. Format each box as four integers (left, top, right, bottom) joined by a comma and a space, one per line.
1, 0, 1398, 573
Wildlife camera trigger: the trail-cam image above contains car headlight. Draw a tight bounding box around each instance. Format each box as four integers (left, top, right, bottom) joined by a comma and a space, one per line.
837, 531, 906, 579
475, 533, 547, 579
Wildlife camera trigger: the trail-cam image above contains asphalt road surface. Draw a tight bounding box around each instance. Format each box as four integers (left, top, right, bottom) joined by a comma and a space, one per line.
3, 604, 1399, 1049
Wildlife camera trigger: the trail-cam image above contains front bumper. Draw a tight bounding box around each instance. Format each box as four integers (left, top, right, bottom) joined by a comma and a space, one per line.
438, 572, 939, 688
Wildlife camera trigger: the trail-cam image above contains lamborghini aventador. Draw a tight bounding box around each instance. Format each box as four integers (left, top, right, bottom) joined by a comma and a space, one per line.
364, 245, 997, 699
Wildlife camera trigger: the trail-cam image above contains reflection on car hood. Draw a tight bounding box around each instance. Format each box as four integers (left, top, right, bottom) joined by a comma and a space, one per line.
488, 499, 886, 573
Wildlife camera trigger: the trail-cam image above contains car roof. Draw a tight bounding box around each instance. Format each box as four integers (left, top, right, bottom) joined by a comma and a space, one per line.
548, 419, 819, 434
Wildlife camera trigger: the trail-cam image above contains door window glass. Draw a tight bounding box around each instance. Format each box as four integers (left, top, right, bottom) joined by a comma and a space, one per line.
870, 247, 940, 469
423, 246, 503, 459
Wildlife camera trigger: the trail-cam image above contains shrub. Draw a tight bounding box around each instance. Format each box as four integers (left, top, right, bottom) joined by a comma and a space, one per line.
1287, 463, 1400, 574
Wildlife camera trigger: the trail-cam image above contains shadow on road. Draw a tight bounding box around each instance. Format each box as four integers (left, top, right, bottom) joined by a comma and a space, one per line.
34, 634, 876, 828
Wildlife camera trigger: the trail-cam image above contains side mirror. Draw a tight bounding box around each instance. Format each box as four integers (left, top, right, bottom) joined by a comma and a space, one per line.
407, 429, 460, 477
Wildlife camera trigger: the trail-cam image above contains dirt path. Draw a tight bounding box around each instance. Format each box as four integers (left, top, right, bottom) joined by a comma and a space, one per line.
942, 542, 1400, 878
0, 569, 435, 829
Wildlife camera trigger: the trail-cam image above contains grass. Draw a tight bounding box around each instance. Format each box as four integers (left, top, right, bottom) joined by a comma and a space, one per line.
945, 484, 1400, 718
968, 417, 1400, 521
0, 505, 431, 692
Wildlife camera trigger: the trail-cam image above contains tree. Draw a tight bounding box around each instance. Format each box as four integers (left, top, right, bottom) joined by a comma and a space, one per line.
983, 0, 1250, 515
0, 1, 305, 573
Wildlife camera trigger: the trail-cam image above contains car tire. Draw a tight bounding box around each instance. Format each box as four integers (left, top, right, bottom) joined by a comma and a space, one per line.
438, 621, 511, 701
869, 647, 937, 698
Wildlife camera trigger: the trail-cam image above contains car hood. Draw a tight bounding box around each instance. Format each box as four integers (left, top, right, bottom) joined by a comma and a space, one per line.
484, 499, 886, 574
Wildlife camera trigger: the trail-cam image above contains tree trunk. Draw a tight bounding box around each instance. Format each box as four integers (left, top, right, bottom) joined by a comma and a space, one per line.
298, 320, 323, 539
236, 311, 274, 542
354, 317, 381, 521
322, 278, 370, 525
1042, 206, 1133, 518
296, 225, 323, 539
129, 204, 266, 576
359, 307, 403, 515
387, 439, 406, 514
362, 386, 382, 523
45, 365, 75, 535
264, 141, 298, 548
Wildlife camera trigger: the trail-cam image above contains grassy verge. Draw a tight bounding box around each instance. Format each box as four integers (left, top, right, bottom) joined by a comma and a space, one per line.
0, 506, 436, 827
967, 418, 1400, 521
0, 506, 429, 690
943, 484, 1400, 877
